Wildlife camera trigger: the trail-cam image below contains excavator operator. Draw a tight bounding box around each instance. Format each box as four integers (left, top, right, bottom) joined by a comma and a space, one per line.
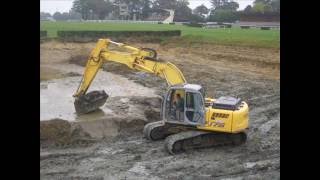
174, 93, 184, 121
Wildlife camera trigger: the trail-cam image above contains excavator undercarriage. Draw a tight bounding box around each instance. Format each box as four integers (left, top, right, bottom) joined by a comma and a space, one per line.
144, 121, 247, 154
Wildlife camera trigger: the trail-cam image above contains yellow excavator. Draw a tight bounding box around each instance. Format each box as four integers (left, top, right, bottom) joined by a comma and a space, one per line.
73, 39, 249, 154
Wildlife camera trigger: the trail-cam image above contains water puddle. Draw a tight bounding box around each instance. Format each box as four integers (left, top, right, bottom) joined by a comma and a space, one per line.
40, 64, 156, 121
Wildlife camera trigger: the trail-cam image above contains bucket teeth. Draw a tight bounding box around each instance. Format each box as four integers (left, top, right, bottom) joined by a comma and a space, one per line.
74, 90, 109, 114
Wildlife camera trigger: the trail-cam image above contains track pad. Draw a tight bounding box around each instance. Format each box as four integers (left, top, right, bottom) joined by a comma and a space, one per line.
74, 90, 109, 114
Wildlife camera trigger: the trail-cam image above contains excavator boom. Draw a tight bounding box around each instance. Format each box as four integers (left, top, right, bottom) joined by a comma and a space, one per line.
73, 39, 186, 114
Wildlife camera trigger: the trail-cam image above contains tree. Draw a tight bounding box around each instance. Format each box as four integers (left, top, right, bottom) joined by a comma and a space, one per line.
221, 1, 239, 11
53, 12, 62, 20
72, 0, 90, 20
254, 0, 272, 4
208, 9, 238, 22
68, 10, 82, 20
141, 0, 152, 19
151, 0, 192, 21
271, 0, 280, 12
209, 0, 239, 22
72, 0, 114, 20
90, 0, 113, 20
40, 12, 51, 20
211, 0, 238, 10
126, 0, 144, 20
244, 5, 252, 13
152, 0, 177, 9
193, 4, 209, 18
211, 0, 223, 10
252, 1, 273, 13
252, 2, 265, 13
174, 0, 192, 21
52, 12, 72, 20
61, 12, 70, 20
253, 0, 279, 13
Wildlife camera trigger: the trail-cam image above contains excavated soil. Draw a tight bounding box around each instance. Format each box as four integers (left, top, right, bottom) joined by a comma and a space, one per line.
40, 40, 280, 180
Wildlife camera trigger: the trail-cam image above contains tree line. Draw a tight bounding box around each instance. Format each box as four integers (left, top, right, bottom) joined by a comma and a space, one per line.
40, 0, 280, 22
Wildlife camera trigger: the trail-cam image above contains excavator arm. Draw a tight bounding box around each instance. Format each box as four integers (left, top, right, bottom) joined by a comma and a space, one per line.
73, 39, 186, 114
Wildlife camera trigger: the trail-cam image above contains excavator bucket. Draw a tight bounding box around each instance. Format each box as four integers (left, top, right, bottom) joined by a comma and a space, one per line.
74, 90, 109, 114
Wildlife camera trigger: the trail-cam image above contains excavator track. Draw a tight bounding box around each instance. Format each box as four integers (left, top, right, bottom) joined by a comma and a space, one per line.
143, 121, 174, 141
164, 130, 247, 154
74, 90, 109, 114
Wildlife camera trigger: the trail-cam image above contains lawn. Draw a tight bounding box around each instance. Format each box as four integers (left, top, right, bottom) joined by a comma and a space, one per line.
40, 21, 280, 48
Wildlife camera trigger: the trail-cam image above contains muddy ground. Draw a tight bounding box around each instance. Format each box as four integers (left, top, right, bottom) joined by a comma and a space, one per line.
40, 40, 280, 180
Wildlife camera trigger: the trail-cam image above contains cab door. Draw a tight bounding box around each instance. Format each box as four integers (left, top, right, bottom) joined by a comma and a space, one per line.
163, 88, 187, 123
185, 91, 205, 125
164, 89, 184, 122
164, 89, 174, 121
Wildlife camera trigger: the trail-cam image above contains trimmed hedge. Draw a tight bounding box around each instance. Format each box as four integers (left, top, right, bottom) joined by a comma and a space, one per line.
260, 27, 271, 30
183, 22, 203, 28
225, 24, 232, 28
240, 26, 250, 29
57, 30, 181, 42
40, 31, 47, 38
238, 12, 280, 22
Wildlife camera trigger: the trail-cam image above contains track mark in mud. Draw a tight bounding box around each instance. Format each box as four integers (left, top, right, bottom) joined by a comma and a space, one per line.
128, 162, 151, 176
258, 119, 279, 135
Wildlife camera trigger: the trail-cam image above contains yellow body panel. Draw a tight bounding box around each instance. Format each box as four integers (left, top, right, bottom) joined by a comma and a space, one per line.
231, 102, 249, 132
198, 99, 249, 133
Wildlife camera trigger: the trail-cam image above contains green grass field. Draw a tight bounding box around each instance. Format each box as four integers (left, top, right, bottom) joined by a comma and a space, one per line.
41, 21, 280, 48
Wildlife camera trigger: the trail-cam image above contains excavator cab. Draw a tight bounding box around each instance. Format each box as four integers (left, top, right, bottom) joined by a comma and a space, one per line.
163, 84, 206, 126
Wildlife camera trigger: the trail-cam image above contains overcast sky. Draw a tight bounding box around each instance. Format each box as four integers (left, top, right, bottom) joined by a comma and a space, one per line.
40, 0, 254, 15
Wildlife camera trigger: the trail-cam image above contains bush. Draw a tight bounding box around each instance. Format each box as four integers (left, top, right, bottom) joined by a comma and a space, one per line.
225, 24, 232, 28
208, 9, 239, 23
169, 22, 175, 25
158, 21, 163, 24
40, 31, 47, 38
57, 30, 181, 42
260, 26, 271, 30
189, 14, 206, 23
240, 26, 250, 29
183, 22, 203, 28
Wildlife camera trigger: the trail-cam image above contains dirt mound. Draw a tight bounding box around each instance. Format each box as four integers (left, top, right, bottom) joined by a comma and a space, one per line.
69, 54, 87, 66
40, 66, 64, 81
40, 119, 92, 147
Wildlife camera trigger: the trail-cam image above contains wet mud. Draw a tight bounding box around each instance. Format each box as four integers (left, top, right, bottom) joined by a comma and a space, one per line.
40, 40, 279, 179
